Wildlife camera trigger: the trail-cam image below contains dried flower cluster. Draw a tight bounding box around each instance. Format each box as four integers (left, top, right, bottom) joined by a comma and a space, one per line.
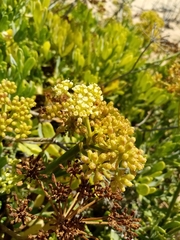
6, 196, 35, 227
16, 155, 46, 180
42, 80, 146, 192
0, 79, 36, 138
5, 165, 139, 240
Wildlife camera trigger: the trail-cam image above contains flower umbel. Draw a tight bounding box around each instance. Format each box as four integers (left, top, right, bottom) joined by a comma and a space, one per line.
54, 80, 103, 117
42, 80, 146, 192
81, 101, 146, 191
0, 79, 36, 139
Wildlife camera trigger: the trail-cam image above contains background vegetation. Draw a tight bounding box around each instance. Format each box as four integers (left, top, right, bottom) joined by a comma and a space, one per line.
0, 0, 180, 239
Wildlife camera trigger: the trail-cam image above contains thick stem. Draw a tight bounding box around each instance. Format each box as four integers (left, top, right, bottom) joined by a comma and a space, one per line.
84, 117, 92, 141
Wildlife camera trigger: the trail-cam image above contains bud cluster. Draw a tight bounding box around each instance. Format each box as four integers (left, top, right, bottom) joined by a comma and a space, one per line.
43, 80, 146, 191
0, 158, 21, 194
54, 80, 103, 117
0, 79, 36, 138
42, 80, 103, 132
82, 101, 146, 191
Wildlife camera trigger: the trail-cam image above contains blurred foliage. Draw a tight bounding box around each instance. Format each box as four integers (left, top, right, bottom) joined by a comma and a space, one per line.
0, 0, 180, 239
136, 10, 164, 45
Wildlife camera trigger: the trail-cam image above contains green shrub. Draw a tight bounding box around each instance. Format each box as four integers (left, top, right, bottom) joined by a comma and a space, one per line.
0, 1, 180, 239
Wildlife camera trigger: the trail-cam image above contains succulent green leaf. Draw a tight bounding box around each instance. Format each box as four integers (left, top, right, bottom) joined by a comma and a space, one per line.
110, 230, 120, 240
145, 87, 163, 104
61, 42, 74, 57
154, 94, 169, 105
149, 187, 157, 194
151, 161, 166, 172
9, 54, 17, 66
0, 157, 7, 170
138, 176, 153, 183
33, 194, 45, 208
42, 0, 50, 8
33, 1, 42, 26
137, 183, 150, 196
149, 171, 163, 178
18, 143, 42, 156
20, 219, 45, 236
42, 122, 55, 138
23, 57, 36, 77
164, 221, 180, 230
45, 145, 60, 157
119, 52, 134, 67
135, 72, 154, 92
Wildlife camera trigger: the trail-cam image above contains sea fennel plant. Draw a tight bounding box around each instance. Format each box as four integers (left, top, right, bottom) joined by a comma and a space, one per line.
0, 80, 146, 239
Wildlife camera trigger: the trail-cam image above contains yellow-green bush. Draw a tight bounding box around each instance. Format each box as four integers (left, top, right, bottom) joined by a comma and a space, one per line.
0, 1, 180, 240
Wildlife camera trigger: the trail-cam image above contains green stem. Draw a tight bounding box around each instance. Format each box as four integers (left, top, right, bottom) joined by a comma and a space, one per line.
84, 117, 92, 139
84, 117, 95, 146
161, 181, 180, 225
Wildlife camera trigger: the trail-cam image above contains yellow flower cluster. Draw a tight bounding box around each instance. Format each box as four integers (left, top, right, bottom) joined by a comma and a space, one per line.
54, 79, 73, 95
42, 80, 104, 133
0, 79, 36, 138
0, 158, 21, 194
81, 101, 146, 191
44, 80, 146, 191
54, 80, 103, 117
